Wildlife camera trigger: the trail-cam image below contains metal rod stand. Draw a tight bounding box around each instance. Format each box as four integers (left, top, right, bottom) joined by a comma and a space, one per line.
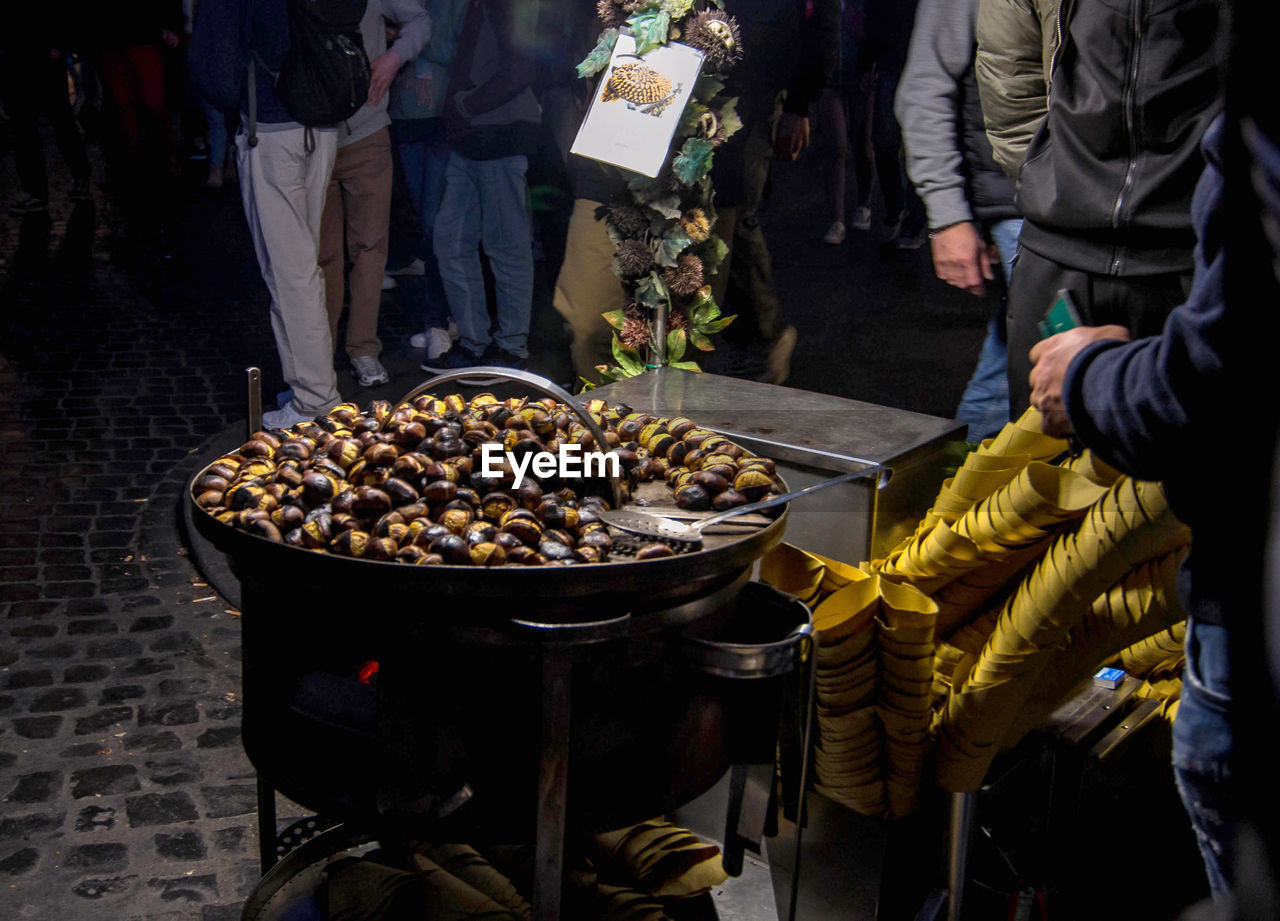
946, 791, 976, 921
532, 650, 573, 921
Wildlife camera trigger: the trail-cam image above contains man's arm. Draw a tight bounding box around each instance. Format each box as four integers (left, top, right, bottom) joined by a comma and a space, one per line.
368, 0, 432, 105
1029, 118, 1230, 480
896, 0, 994, 294
975, 0, 1057, 181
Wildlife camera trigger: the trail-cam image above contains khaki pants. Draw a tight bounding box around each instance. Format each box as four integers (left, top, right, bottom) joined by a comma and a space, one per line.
236, 124, 341, 416
320, 127, 393, 360
552, 198, 627, 384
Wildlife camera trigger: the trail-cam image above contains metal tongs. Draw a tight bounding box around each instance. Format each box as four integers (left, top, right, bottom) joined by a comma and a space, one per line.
601, 464, 893, 544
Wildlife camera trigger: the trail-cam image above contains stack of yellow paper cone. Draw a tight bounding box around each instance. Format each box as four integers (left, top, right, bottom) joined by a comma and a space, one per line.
1112, 622, 1187, 676
326, 851, 522, 921
1002, 546, 1188, 745
588, 820, 727, 900
759, 542, 827, 607
419, 845, 531, 920
811, 576, 884, 815
936, 477, 1190, 791
876, 579, 939, 817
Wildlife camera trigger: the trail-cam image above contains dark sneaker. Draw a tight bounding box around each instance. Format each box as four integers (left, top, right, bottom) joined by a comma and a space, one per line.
421, 344, 485, 373
69, 178, 91, 201
481, 345, 528, 370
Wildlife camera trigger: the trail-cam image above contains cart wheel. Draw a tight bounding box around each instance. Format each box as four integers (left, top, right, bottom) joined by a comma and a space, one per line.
241, 824, 377, 921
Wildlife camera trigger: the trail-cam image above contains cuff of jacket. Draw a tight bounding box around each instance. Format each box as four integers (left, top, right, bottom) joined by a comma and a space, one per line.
921, 186, 974, 232
1062, 338, 1129, 459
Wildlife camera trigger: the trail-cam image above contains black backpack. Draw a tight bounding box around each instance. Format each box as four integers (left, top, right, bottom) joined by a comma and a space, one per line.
276, 0, 372, 127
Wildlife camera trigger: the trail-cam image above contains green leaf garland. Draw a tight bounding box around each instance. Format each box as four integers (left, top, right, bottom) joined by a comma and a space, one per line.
585, 1, 744, 386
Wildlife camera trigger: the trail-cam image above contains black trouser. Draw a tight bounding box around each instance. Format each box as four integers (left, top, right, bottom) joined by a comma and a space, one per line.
1, 51, 91, 201
1006, 246, 1193, 417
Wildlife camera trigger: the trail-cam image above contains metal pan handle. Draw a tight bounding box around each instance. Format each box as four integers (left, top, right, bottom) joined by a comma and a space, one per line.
392, 368, 626, 509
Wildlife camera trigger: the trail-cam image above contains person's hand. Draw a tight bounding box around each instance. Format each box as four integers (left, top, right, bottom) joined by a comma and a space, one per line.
367, 49, 404, 106
161, 30, 180, 49
773, 113, 810, 161
929, 222, 993, 296
1028, 325, 1131, 436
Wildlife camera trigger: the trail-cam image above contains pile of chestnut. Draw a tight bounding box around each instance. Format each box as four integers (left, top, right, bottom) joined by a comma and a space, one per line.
190, 393, 783, 566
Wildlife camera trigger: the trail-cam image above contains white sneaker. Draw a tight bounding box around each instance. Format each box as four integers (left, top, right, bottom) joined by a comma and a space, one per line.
425, 327, 453, 360
351, 355, 390, 387
381, 274, 396, 291
262, 403, 315, 431
823, 221, 846, 245
851, 206, 872, 231
409, 328, 453, 359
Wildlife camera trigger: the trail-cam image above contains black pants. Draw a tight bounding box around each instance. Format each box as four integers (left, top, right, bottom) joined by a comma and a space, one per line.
1, 52, 91, 201
1006, 246, 1193, 417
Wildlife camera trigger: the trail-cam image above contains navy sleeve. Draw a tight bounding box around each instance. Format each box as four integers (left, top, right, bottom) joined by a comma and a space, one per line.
1062, 116, 1229, 481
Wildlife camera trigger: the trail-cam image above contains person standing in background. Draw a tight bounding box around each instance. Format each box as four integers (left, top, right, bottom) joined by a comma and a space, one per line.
818, 0, 876, 245
2, 3, 93, 213
390, 0, 470, 363
425, 0, 541, 372
896, 0, 1021, 441
317, 0, 432, 389
93, 0, 184, 184
977, 0, 1223, 417
855, 0, 923, 248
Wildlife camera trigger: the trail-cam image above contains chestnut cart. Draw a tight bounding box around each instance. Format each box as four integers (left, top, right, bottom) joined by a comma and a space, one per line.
187, 370, 885, 921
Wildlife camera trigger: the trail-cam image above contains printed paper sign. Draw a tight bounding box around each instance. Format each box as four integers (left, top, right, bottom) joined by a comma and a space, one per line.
571, 33, 705, 178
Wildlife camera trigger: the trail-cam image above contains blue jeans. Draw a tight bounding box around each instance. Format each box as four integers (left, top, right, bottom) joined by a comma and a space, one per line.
397, 133, 451, 330
954, 217, 1022, 441
433, 152, 534, 357
1173, 617, 1235, 900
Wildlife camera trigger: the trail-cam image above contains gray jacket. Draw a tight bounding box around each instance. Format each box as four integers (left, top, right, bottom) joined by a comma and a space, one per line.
895, 0, 1016, 230
340, 0, 433, 146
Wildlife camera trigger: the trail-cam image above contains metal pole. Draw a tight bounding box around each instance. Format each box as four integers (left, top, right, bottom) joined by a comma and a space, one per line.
946, 791, 976, 921
786, 634, 817, 921
532, 650, 572, 921
246, 367, 262, 438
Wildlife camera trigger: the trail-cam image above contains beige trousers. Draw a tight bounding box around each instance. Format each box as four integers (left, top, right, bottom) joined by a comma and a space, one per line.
236, 124, 341, 416
320, 127, 393, 360
552, 198, 628, 385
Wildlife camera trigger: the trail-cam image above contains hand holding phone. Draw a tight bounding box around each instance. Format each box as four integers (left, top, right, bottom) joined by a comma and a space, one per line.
1038, 289, 1083, 339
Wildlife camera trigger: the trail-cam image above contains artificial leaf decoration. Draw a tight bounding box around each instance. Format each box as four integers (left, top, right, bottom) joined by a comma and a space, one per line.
657, 229, 694, 267
628, 10, 672, 56
584, 2, 740, 386
672, 138, 715, 186
612, 338, 646, 377
667, 329, 688, 363
577, 29, 619, 78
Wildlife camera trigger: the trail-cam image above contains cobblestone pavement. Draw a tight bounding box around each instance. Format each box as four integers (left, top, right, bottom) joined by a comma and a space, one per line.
0, 124, 991, 920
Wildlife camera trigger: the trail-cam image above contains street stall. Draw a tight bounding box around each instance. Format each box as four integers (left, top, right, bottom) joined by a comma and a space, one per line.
184, 364, 968, 921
